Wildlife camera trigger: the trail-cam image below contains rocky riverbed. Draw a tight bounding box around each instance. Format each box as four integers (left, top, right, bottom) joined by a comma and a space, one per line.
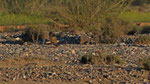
0, 31, 150, 84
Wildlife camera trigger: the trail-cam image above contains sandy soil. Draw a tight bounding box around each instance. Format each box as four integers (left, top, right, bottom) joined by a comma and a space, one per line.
0, 80, 88, 84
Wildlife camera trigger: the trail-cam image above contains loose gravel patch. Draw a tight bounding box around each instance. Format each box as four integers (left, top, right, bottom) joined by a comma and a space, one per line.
0, 32, 150, 84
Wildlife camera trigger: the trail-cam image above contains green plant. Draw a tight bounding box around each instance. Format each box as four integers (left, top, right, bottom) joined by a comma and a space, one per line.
0, 0, 53, 25
0, 13, 50, 25
22, 24, 50, 44
43, 0, 133, 44
80, 52, 124, 65
97, 17, 132, 43
120, 10, 150, 22
0, 0, 135, 44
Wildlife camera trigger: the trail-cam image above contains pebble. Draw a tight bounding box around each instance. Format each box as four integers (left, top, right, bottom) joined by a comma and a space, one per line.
71, 50, 76, 55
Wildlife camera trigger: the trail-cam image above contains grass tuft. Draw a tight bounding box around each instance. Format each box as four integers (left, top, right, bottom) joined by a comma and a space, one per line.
22, 24, 50, 44
80, 52, 124, 65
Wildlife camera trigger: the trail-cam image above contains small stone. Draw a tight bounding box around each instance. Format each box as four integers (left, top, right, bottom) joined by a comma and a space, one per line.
68, 76, 72, 81
47, 72, 52, 75
15, 37, 21, 41
103, 75, 109, 79
71, 50, 76, 54
54, 57, 59, 60
112, 51, 116, 54
143, 79, 148, 82
114, 43, 119, 46
119, 43, 126, 46
92, 53, 96, 55
66, 72, 71, 75
45, 41, 51, 44
89, 80, 93, 83
23, 75, 26, 79
12, 77, 16, 81
42, 77, 46, 80
52, 72, 57, 76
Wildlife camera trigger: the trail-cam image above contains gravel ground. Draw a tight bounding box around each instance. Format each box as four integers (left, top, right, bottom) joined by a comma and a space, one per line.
0, 32, 150, 84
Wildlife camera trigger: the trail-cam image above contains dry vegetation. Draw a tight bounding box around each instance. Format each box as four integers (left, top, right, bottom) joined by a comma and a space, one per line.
80, 52, 124, 65
0, 0, 137, 44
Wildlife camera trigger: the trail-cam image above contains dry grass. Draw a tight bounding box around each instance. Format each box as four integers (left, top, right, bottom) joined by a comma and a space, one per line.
22, 24, 51, 44
135, 35, 150, 44
0, 0, 135, 44
80, 52, 124, 65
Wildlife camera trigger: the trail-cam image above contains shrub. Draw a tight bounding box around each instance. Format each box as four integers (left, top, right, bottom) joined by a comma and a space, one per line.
99, 17, 135, 43
0, 0, 134, 44
80, 52, 124, 65
43, 0, 133, 44
139, 57, 150, 70
135, 35, 150, 44
22, 24, 50, 44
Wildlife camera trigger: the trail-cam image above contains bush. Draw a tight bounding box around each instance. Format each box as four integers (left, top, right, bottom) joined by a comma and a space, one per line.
139, 57, 150, 70
80, 52, 124, 65
0, 0, 134, 44
22, 24, 50, 44
43, 0, 133, 44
